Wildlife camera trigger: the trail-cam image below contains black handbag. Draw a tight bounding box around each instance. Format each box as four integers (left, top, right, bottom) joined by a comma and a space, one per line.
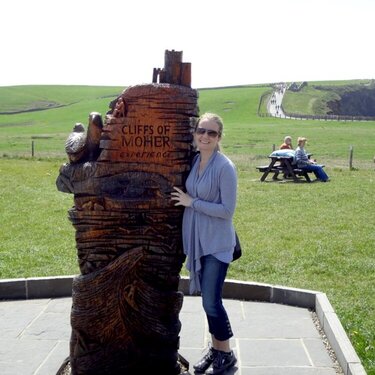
232, 232, 242, 261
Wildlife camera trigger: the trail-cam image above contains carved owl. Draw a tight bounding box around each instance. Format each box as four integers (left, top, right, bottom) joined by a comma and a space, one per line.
65, 112, 103, 163
65, 123, 86, 163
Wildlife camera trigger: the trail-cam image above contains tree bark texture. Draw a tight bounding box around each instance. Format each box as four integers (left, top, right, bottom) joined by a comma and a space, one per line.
57, 82, 198, 374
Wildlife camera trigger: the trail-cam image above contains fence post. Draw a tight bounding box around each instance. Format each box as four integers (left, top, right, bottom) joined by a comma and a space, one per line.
272, 144, 276, 151
349, 145, 353, 170
31, 141, 35, 158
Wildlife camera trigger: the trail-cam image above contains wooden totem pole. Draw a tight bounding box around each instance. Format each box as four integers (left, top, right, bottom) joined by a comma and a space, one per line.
56, 50, 198, 374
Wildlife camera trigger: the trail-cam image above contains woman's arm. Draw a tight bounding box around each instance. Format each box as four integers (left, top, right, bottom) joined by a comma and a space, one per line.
171, 164, 237, 219
295, 148, 310, 166
190, 164, 237, 219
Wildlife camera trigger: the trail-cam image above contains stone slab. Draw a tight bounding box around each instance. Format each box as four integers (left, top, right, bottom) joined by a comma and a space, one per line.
0, 278, 27, 299
0, 338, 56, 375
348, 362, 368, 375
34, 341, 70, 375
323, 312, 363, 375
0, 299, 50, 339
234, 301, 320, 339
223, 279, 272, 301
271, 285, 319, 309
241, 368, 337, 375
304, 338, 337, 367
26, 276, 73, 299
316, 293, 335, 326
239, 338, 312, 367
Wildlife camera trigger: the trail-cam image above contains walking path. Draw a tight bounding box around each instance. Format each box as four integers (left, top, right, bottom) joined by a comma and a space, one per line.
0, 276, 366, 375
265, 84, 370, 122
267, 84, 287, 118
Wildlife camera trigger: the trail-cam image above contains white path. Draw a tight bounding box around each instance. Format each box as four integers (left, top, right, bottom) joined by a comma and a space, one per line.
267, 84, 287, 118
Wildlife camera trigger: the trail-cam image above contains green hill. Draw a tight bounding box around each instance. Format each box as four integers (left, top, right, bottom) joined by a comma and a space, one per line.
1, 83, 374, 163
0, 85, 124, 157
0, 85, 124, 114
282, 79, 375, 117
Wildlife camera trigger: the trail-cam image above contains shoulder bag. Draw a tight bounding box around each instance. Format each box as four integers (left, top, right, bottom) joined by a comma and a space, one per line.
232, 231, 242, 261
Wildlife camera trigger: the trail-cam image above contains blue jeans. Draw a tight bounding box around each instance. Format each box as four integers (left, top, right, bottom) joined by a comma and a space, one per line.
301, 164, 329, 181
200, 255, 233, 341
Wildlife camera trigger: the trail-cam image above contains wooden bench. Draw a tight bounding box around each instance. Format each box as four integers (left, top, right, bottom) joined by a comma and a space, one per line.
256, 165, 284, 180
287, 168, 313, 182
256, 165, 282, 173
256, 156, 318, 182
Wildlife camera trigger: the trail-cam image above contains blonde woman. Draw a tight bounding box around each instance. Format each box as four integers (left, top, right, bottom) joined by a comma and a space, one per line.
171, 113, 237, 374
295, 137, 329, 182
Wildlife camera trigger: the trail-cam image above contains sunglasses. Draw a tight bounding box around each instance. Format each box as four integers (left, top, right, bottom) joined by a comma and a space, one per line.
195, 127, 220, 138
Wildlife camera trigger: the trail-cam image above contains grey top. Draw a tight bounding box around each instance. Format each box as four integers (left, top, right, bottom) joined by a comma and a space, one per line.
295, 146, 310, 168
182, 151, 237, 293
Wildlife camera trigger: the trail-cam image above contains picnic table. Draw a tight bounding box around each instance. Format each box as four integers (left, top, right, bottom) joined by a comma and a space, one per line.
256, 154, 314, 182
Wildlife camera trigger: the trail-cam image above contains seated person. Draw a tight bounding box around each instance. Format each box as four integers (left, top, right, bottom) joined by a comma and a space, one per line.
280, 136, 293, 150
295, 137, 329, 182
278, 136, 293, 178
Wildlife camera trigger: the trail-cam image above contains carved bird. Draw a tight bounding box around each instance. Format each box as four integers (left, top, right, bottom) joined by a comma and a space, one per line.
85, 112, 103, 161
65, 123, 86, 163
65, 112, 103, 163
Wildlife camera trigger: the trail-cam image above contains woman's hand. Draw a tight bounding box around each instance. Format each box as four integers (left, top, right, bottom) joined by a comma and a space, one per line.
171, 186, 193, 207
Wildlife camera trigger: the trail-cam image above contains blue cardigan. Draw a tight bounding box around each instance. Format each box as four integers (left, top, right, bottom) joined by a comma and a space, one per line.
182, 151, 237, 293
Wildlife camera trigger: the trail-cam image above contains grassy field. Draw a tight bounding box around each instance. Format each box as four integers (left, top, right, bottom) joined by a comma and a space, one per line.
0, 85, 124, 158
0, 84, 374, 373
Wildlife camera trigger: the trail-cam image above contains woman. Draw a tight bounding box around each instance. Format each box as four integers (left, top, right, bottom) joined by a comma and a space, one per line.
171, 113, 237, 374
295, 137, 329, 182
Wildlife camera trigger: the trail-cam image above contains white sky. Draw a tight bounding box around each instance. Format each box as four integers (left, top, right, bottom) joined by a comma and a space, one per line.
1, 0, 374, 88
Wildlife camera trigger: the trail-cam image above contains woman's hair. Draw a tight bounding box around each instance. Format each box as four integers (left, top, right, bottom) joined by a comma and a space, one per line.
195, 112, 223, 152
297, 137, 307, 145
196, 112, 224, 137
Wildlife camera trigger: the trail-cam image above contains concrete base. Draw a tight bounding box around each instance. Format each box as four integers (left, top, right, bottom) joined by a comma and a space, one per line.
0, 275, 366, 375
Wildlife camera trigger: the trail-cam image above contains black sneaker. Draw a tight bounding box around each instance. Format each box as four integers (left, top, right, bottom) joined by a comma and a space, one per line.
206, 350, 237, 374
193, 346, 218, 373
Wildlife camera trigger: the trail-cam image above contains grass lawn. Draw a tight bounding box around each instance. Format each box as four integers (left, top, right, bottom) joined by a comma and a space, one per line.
0, 159, 77, 277
282, 85, 339, 115
0, 84, 374, 373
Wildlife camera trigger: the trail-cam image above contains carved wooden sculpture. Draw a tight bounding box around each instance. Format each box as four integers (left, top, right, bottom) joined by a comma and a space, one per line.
57, 50, 198, 374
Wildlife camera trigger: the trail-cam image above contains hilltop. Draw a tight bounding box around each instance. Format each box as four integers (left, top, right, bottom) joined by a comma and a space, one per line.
281, 79, 375, 118
0, 85, 124, 114
1, 80, 375, 118
0, 81, 374, 162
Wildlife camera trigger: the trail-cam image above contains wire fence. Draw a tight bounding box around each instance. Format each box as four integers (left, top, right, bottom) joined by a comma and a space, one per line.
257, 90, 273, 116
281, 107, 375, 122
1, 137, 67, 160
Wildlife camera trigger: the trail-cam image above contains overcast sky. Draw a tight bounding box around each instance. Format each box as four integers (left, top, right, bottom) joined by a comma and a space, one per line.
1, 0, 374, 88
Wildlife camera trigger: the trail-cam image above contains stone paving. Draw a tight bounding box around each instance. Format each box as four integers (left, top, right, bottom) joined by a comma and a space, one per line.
0, 295, 342, 375
0, 276, 367, 375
